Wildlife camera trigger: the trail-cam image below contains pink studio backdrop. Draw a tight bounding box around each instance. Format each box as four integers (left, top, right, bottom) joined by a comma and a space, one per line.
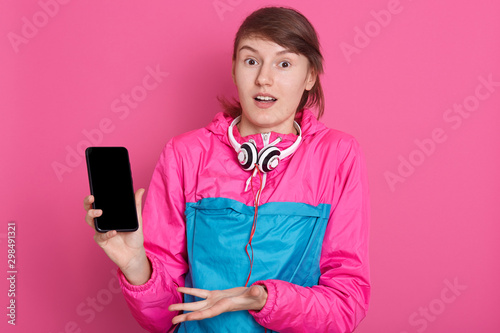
1, 0, 499, 332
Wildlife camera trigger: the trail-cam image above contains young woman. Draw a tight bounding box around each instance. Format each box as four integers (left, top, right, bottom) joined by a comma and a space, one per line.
84, 6, 370, 332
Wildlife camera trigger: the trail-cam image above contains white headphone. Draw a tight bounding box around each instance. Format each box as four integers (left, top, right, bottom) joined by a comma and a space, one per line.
227, 116, 302, 173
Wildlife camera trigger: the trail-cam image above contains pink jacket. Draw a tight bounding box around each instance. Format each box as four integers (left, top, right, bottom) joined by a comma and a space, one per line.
117, 109, 370, 332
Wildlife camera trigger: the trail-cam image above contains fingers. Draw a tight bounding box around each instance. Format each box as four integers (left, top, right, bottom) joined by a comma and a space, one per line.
168, 287, 213, 317
171, 301, 229, 324
169, 299, 208, 312
169, 287, 234, 324
172, 307, 221, 324
169, 286, 265, 324
84, 194, 100, 229
83, 195, 94, 211
85, 207, 102, 229
177, 287, 211, 299
83, 189, 144, 232
94, 230, 117, 244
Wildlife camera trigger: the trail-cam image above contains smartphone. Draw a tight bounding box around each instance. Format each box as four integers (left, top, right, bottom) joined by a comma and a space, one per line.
85, 147, 139, 233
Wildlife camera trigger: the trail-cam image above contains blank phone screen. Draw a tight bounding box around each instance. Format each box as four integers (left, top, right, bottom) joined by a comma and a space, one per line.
86, 147, 138, 232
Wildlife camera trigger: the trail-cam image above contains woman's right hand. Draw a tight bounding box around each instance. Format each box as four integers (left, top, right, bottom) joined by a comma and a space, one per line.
84, 188, 152, 285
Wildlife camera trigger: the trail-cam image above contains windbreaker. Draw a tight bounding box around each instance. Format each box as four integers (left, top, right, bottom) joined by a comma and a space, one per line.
117, 109, 371, 333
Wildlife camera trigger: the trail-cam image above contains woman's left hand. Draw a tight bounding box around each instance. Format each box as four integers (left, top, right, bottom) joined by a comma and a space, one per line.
168, 285, 268, 324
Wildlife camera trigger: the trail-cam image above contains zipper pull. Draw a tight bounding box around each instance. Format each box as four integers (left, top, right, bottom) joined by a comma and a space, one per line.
262, 132, 270, 145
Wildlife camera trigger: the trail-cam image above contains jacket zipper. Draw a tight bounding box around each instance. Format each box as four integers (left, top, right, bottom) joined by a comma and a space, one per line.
262, 132, 270, 146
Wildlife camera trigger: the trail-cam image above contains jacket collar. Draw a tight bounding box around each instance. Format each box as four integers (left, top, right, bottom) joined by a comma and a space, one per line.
206, 109, 325, 151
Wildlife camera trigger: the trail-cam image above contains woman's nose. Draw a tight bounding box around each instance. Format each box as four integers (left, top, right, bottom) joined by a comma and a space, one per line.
255, 65, 273, 86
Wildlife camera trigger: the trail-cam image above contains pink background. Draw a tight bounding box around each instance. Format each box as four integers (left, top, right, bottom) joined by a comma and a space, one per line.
1, 0, 499, 332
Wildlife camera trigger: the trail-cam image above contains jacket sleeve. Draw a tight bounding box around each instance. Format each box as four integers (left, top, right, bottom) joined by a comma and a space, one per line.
117, 139, 188, 333
249, 137, 371, 333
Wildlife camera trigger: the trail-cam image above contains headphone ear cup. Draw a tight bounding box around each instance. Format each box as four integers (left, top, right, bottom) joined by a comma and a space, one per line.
238, 141, 258, 170
258, 146, 281, 173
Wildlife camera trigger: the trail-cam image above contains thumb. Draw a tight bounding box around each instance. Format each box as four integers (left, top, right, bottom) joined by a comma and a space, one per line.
135, 188, 145, 231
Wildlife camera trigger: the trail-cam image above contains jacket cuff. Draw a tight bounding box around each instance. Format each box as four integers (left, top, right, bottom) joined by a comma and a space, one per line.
117, 252, 159, 293
248, 280, 276, 320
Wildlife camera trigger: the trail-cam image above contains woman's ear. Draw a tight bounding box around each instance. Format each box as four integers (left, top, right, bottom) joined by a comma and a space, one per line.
305, 68, 317, 91
232, 59, 236, 85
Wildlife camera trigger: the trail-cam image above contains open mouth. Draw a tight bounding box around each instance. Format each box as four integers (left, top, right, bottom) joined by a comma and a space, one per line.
254, 95, 277, 102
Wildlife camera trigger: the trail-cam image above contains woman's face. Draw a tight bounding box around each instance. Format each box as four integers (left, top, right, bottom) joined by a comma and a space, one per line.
232, 37, 316, 137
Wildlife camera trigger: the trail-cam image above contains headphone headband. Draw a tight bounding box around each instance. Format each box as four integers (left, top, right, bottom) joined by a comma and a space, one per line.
227, 116, 302, 170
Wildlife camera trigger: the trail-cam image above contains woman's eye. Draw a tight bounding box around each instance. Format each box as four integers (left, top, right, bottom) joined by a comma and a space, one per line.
279, 61, 291, 68
245, 59, 257, 66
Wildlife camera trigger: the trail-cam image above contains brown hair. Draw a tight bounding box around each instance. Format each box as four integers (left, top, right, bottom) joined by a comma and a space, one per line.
219, 6, 325, 119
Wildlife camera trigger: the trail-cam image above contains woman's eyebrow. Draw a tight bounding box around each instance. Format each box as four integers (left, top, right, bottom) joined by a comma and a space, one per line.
238, 45, 294, 56
238, 45, 258, 53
